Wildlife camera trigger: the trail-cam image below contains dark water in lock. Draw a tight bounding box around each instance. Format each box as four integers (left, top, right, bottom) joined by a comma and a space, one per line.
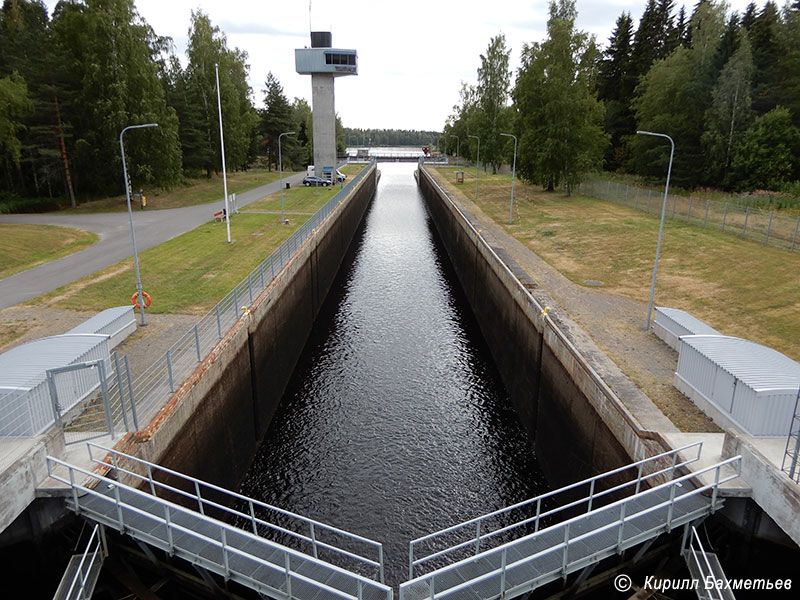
238, 163, 548, 587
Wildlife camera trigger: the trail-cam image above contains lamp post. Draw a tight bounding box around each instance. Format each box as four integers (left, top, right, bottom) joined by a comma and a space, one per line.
119, 123, 158, 326
468, 135, 480, 200
278, 131, 295, 224
636, 130, 675, 331
215, 63, 231, 243
448, 134, 459, 168
500, 133, 517, 224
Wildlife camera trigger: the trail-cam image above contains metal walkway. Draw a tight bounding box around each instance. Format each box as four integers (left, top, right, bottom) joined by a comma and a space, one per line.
47, 444, 392, 600
401, 444, 741, 600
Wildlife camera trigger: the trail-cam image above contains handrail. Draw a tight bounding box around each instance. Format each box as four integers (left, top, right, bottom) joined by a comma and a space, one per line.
400, 455, 741, 600
686, 526, 726, 600
46, 456, 392, 600
86, 443, 385, 582
408, 442, 703, 578
60, 523, 104, 600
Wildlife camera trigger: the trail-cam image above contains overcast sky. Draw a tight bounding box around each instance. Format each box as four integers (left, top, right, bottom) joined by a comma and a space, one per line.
43, 0, 763, 132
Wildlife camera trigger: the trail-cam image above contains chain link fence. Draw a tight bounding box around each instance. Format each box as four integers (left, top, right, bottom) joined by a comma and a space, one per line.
577, 180, 800, 252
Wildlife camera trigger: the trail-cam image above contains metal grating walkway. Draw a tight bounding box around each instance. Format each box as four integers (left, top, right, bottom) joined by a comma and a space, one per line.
47, 451, 392, 600
400, 448, 741, 600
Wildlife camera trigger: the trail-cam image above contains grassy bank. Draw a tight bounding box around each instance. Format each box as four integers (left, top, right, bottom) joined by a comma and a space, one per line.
60, 169, 302, 214
26, 165, 367, 314
244, 164, 366, 213
434, 168, 800, 361
0, 224, 98, 279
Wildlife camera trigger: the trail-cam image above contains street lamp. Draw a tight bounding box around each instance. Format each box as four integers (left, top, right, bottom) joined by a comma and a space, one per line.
448, 134, 459, 168
500, 133, 517, 224
119, 123, 158, 326
636, 130, 675, 331
468, 135, 480, 200
215, 63, 231, 244
278, 131, 296, 224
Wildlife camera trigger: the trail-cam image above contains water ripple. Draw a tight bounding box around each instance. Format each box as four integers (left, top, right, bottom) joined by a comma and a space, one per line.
240, 163, 547, 587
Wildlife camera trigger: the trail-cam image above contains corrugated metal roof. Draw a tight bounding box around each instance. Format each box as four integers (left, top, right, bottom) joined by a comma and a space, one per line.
0, 334, 109, 390
680, 335, 800, 392
67, 306, 133, 334
655, 307, 721, 336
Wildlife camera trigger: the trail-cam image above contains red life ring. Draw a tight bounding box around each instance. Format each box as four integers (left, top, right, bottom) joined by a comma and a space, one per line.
132, 291, 151, 308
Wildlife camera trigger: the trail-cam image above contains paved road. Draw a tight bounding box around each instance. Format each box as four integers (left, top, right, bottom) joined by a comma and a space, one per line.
0, 173, 306, 310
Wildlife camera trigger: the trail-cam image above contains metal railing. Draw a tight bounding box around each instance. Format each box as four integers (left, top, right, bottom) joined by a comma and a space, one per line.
578, 179, 800, 252
683, 526, 729, 600
54, 523, 106, 600
408, 442, 704, 579
399, 455, 742, 600
127, 161, 375, 427
781, 388, 800, 482
85, 442, 385, 582
46, 455, 392, 600
0, 162, 375, 440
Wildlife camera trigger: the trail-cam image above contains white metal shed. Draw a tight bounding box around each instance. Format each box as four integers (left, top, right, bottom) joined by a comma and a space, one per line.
67, 305, 136, 349
675, 335, 800, 437
653, 307, 721, 352
0, 334, 110, 437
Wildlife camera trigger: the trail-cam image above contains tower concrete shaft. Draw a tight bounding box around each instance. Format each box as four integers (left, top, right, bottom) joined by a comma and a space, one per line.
311, 73, 337, 179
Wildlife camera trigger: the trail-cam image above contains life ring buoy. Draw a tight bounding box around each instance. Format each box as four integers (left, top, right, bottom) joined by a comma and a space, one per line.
132, 291, 151, 308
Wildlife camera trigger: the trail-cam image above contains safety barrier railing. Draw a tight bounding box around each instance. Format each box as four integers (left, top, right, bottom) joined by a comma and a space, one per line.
408, 442, 704, 579
399, 455, 742, 600
46, 455, 392, 600
781, 388, 800, 482
128, 161, 375, 426
0, 162, 375, 441
578, 179, 800, 252
86, 442, 385, 583
54, 523, 106, 600
683, 526, 728, 600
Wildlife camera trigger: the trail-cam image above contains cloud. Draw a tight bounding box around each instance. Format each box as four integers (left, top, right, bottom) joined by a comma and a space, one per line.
219, 21, 307, 37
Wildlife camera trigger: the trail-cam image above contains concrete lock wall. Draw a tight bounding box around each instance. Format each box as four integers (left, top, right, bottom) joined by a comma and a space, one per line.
116, 165, 378, 491
417, 166, 668, 487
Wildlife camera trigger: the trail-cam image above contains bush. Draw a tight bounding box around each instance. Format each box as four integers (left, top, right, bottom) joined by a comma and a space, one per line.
0, 192, 67, 214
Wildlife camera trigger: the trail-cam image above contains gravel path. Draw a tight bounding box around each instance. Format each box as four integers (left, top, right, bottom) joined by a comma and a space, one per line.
0, 305, 200, 380
435, 174, 717, 433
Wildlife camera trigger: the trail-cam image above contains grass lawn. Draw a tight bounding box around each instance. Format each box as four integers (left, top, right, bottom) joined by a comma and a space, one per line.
434, 168, 800, 361
27, 164, 368, 314
28, 213, 303, 315
60, 169, 302, 214
0, 223, 98, 279
244, 164, 366, 214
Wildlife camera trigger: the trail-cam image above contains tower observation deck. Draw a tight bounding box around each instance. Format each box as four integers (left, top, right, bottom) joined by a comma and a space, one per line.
296, 32, 358, 180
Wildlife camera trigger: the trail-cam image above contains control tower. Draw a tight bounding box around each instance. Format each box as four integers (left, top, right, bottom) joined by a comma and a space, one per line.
295, 32, 357, 180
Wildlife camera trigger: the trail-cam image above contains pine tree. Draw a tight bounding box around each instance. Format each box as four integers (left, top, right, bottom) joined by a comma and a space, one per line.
0, 72, 32, 188
630, 0, 674, 80
598, 12, 635, 170
630, 0, 726, 186
513, 0, 607, 192
748, 1, 781, 115
50, 0, 182, 194
741, 2, 758, 31
778, 0, 800, 126
0, 0, 75, 200
260, 72, 293, 171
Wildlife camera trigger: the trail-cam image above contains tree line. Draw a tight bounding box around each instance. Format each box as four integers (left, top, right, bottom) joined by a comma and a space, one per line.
0, 0, 322, 209
343, 128, 440, 148
442, 0, 800, 195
